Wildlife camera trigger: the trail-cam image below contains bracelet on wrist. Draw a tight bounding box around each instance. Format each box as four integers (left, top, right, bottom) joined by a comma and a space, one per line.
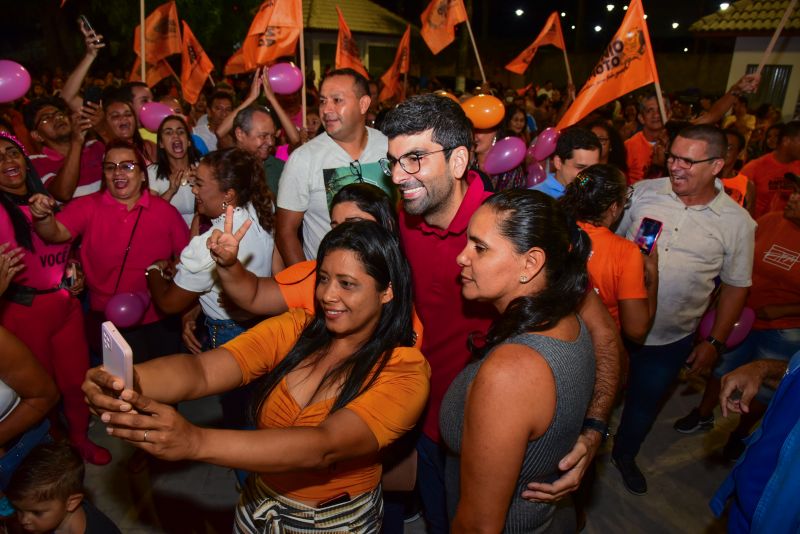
145, 264, 164, 278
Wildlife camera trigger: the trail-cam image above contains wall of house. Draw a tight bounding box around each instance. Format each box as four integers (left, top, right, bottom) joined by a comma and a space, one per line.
728, 36, 800, 121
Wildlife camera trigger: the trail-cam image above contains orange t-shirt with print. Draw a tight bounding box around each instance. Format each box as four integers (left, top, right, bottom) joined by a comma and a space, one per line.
748, 212, 800, 330
722, 173, 749, 208
578, 222, 648, 328
223, 308, 431, 502
275, 260, 425, 349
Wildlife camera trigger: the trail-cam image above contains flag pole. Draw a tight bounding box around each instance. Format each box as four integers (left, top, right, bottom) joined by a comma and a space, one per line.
755, 0, 797, 76
208, 74, 216, 87
561, 48, 573, 87
463, 19, 486, 85
653, 80, 668, 126
299, 3, 307, 129
140, 0, 146, 81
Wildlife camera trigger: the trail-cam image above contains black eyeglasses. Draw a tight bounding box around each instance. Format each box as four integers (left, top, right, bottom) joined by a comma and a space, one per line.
666, 153, 721, 170
102, 161, 138, 173
349, 160, 363, 182
379, 147, 455, 177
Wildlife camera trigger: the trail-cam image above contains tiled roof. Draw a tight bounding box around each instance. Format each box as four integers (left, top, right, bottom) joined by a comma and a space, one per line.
690, 0, 800, 34
303, 0, 412, 35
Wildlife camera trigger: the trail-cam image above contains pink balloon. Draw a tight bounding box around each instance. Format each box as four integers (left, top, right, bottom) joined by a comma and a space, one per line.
105, 293, 146, 328
697, 307, 755, 348
531, 127, 560, 161
483, 136, 526, 175
0, 60, 31, 103
526, 161, 547, 187
526, 140, 538, 162
268, 63, 303, 95
134, 291, 151, 308
138, 102, 173, 133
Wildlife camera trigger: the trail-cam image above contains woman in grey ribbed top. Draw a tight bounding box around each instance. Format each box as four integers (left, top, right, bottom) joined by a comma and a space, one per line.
440, 189, 596, 533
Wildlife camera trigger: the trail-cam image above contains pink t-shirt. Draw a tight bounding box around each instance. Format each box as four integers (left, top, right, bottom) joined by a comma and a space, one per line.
275, 144, 290, 162
30, 140, 105, 198
0, 203, 70, 290
57, 190, 189, 324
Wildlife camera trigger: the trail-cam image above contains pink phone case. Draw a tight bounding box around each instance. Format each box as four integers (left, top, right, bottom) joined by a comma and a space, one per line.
101, 321, 133, 388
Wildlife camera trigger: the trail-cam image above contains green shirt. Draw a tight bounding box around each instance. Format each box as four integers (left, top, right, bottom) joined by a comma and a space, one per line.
263, 155, 285, 197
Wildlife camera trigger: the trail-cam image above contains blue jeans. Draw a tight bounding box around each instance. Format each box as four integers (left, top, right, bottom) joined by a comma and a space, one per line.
416, 434, 449, 534
613, 335, 695, 459
0, 419, 51, 490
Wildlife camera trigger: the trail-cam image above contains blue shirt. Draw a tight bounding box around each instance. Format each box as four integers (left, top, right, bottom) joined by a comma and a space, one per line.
711, 350, 800, 534
529, 173, 565, 199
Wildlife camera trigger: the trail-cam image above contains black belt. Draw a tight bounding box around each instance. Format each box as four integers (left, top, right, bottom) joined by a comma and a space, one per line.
2, 282, 63, 306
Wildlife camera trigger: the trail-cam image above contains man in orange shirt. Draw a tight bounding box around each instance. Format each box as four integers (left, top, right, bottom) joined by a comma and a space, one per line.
741, 121, 800, 218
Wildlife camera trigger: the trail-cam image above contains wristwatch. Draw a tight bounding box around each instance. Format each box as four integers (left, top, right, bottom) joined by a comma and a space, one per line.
705, 335, 726, 354
582, 418, 609, 442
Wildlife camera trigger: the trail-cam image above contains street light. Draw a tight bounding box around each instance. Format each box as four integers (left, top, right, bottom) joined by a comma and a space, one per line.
720, 2, 730, 10
606, 4, 615, 11
683, 47, 689, 52
672, 22, 679, 29
594, 25, 602, 32
561, 12, 566, 17
571, 25, 576, 30
515, 8, 524, 16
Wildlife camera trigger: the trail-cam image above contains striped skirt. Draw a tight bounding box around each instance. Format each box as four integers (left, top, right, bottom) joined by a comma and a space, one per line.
233, 476, 383, 533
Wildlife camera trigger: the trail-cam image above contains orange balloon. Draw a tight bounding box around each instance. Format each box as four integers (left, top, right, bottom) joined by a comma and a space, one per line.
461, 94, 505, 130
433, 90, 460, 104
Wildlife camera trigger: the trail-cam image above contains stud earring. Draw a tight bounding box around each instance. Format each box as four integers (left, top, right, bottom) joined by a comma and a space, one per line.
519, 275, 528, 283
221, 201, 228, 209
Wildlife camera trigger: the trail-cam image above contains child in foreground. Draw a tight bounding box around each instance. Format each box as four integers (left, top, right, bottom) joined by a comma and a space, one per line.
5, 442, 120, 534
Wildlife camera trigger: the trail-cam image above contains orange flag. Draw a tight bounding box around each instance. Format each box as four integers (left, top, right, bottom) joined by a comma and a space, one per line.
335, 7, 369, 79
557, 0, 660, 129
133, 1, 182, 65
505, 12, 565, 75
420, 0, 468, 55
379, 25, 411, 102
129, 57, 177, 88
242, 0, 303, 70
181, 21, 214, 105
224, 49, 251, 76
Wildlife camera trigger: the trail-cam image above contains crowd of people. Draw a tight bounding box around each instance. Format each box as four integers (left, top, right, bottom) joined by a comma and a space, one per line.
1, 15, 800, 534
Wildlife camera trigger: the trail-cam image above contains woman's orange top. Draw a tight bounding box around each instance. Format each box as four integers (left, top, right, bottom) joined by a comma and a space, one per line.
222, 308, 431, 503
275, 260, 425, 349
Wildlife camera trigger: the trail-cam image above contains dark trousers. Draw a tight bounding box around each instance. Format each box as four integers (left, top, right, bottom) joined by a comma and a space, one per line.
613, 335, 695, 459
416, 434, 449, 534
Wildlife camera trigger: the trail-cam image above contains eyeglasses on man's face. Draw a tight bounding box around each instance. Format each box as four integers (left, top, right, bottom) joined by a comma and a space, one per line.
379, 147, 455, 177
36, 110, 67, 129
666, 152, 721, 170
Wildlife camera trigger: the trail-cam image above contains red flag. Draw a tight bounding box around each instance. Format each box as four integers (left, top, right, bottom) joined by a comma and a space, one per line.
133, 1, 182, 65
181, 21, 214, 105
335, 7, 369, 79
420, 0, 468, 55
129, 57, 177, 88
557, 0, 660, 129
505, 12, 566, 75
242, 0, 303, 70
516, 82, 533, 96
379, 25, 411, 102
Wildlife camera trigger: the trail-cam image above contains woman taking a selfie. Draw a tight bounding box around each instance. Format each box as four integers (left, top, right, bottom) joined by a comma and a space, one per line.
83, 221, 430, 533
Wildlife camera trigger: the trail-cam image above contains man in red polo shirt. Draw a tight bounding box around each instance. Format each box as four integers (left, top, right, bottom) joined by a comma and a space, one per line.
24, 97, 104, 202
380, 95, 621, 532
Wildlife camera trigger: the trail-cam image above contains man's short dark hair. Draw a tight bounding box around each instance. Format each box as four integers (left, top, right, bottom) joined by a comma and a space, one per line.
778, 120, 800, 143
380, 93, 473, 154
321, 68, 370, 98
233, 104, 274, 135
23, 97, 68, 132
724, 128, 745, 154
117, 81, 149, 104
554, 127, 601, 161
6, 442, 84, 503
675, 124, 728, 159
209, 90, 234, 108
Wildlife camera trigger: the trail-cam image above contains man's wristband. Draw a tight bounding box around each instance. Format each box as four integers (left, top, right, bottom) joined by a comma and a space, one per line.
705, 335, 726, 354
582, 418, 609, 442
